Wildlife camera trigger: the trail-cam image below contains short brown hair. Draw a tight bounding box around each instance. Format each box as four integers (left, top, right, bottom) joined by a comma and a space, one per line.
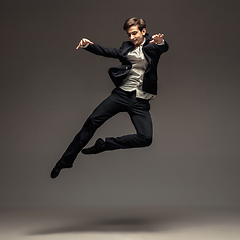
123, 17, 146, 31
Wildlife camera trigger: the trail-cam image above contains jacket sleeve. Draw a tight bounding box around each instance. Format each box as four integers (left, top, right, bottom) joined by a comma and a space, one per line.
83, 43, 121, 59
156, 40, 169, 54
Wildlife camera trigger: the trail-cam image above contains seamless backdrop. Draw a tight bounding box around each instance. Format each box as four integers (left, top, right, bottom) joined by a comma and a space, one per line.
1, 0, 240, 208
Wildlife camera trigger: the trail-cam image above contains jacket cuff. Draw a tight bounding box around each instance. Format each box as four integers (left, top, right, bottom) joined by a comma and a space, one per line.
156, 39, 165, 45
81, 43, 90, 48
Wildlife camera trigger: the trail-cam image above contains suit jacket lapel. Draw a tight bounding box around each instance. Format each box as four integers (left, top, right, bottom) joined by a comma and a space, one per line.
122, 43, 135, 56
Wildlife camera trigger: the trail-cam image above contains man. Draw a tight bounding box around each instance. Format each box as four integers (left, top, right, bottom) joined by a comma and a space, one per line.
51, 17, 169, 178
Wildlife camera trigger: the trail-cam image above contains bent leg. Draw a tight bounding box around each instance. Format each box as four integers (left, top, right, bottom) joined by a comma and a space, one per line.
105, 99, 153, 150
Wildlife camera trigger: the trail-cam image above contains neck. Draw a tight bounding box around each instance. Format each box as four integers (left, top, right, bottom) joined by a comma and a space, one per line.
136, 37, 145, 47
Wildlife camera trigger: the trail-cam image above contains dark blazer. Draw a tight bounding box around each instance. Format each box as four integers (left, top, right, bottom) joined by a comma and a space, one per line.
84, 33, 169, 95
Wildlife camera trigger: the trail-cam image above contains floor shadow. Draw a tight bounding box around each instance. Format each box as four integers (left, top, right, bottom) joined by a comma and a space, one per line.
28, 209, 205, 235
29, 216, 168, 235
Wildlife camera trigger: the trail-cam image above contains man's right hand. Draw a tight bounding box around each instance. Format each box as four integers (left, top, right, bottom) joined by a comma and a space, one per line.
76, 38, 94, 49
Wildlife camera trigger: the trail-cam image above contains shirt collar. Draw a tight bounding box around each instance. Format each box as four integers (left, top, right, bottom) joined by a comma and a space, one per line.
140, 38, 146, 47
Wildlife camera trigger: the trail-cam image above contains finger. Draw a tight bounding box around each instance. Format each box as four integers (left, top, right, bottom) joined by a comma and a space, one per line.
83, 39, 94, 45
86, 39, 94, 45
76, 39, 83, 49
76, 43, 81, 49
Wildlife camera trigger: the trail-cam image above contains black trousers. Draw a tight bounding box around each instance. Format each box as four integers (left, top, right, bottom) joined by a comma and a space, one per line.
61, 88, 153, 165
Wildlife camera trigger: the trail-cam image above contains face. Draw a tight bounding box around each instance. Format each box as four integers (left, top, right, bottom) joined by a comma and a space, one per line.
127, 25, 146, 46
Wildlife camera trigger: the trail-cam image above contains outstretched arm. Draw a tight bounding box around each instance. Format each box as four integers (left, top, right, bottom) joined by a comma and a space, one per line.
76, 37, 121, 59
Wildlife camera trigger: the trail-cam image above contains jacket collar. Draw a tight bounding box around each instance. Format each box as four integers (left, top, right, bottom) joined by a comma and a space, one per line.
144, 33, 151, 45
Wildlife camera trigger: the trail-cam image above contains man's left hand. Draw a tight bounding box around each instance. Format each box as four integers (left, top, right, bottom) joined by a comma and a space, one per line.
150, 33, 164, 44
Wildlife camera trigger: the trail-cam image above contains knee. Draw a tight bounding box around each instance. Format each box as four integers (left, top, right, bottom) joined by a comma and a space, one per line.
139, 135, 152, 147
145, 136, 152, 147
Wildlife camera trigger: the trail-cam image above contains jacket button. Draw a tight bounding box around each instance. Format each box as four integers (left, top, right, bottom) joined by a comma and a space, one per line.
126, 66, 128, 69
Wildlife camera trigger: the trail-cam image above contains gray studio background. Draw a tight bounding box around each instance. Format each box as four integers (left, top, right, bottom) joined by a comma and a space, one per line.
1, 0, 240, 209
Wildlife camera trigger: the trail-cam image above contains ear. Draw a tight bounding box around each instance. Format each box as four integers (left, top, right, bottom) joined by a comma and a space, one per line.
142, 28, 146, 35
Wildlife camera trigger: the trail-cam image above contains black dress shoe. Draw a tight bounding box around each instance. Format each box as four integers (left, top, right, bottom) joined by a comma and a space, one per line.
81, 138, 105, 155
50, 160, 72, 179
